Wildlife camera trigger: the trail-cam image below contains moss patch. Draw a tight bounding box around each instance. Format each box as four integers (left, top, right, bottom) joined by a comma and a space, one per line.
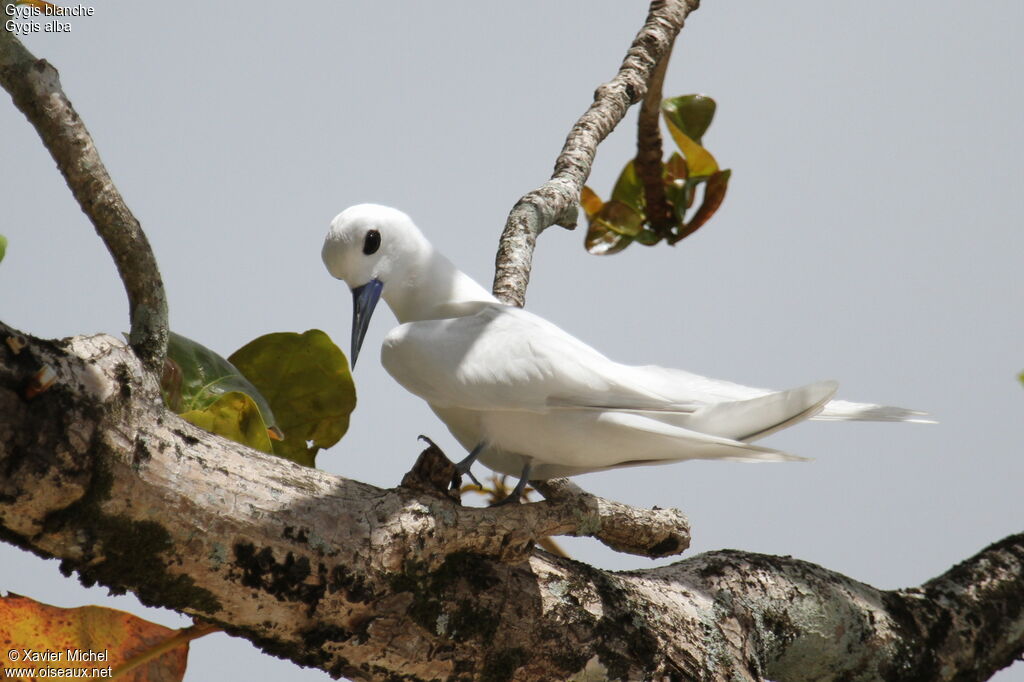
233, 542, 327, 614
386, 552, 502, 643
45, 455, 221, 614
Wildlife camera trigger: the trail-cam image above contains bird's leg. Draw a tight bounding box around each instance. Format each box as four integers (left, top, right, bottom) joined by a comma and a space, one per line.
451, 442, 485, 489
491, 461, 533, 507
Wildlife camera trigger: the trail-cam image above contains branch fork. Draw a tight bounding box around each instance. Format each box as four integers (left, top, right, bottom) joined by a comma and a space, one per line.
399, 437, 691, 562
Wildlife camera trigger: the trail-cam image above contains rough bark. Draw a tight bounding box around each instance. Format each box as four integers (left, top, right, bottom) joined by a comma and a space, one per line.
492, 0, 700, 308
0, 8, 168, 371
1, 325, 1021, 681
635, 49, 674, 236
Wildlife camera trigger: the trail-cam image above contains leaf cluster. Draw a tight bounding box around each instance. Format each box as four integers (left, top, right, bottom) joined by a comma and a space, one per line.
160, 330, 355, 467
584, 95, 732, 255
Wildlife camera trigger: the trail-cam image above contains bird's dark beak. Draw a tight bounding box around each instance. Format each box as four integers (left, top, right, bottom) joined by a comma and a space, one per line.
350, 278, 383, 368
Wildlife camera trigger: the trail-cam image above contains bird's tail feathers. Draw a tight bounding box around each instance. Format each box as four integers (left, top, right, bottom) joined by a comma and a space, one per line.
685, 380, 839, 442
815, 399, 935, 423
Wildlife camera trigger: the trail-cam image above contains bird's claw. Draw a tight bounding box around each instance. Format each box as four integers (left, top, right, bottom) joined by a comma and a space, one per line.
451, 464, 482, 490
449, 442, 486, 490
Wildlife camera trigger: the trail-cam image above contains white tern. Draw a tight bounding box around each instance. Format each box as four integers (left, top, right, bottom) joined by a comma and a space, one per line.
322, 204, 927, 503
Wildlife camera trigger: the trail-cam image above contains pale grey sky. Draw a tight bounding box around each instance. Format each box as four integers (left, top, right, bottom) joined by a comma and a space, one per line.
2, 3, 1021, 680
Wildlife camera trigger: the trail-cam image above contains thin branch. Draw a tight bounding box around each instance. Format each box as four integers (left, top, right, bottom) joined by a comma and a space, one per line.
403, 444, 691, 559
492, 0, 700, 307
635, 48, 674, 235
0, 11, 168, 371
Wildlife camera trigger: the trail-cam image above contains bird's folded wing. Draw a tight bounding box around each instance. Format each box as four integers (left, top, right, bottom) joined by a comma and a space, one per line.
381, 304, 693, 413
380, 303, 930, 427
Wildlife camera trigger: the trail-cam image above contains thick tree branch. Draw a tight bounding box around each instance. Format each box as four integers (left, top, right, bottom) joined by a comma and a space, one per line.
1, 323, 1021, 680
0, 13, 168, 371
492, 0, 700, 307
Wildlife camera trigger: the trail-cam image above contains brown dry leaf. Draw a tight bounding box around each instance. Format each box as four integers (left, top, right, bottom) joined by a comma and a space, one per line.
0, 594, 188, 682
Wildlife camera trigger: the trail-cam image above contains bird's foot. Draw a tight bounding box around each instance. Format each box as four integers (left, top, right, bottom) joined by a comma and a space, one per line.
488, 462, 532, 507
450, 442, 485, 490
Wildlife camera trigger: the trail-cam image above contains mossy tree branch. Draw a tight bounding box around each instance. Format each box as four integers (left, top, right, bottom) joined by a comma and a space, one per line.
0, 324, 1020, 680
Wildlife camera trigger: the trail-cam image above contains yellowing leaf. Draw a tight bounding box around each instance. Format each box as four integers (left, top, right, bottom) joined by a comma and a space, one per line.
0, 594, 187, 682
580, 186, 603, 221
665, 118, 719, 178
229, 330, 356, 467
163, 331, 278, 431
180, 391, 273, 454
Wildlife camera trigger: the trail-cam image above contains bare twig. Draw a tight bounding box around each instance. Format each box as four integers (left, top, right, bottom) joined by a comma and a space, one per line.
533, 477, 690, 557
492, 0, 700, 307
635, 49, 674, 235
0, 11, 168, 371
402, 442, 690, 560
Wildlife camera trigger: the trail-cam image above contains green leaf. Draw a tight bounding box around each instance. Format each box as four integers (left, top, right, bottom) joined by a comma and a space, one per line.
163, 332, 278, 431
665, 118, 719, 178
180, 391, 273, 453
661, 94, 717, 145
0, 235, 7, 264
229, 330, 355, 467
610, 160, 645, 213
634, 228, 662, 246
580, 186, 603, 221
675, 169, 731, 242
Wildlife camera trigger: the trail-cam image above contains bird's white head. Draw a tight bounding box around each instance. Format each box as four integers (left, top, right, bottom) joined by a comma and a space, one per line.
322, 204, 430, 290
323, 203, 496, 368
322, 204, 432, 367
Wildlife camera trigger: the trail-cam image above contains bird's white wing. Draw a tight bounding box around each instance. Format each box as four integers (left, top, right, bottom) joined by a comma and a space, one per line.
381, 304, 832, 431
381, 303, 928, 438
381, 304, 670, 412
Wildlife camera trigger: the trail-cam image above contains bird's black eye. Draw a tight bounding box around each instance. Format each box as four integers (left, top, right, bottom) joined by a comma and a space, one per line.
363, 229, 381, 255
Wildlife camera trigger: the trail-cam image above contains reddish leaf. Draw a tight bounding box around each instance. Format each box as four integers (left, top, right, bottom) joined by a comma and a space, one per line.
0, 594, 188, 681
664, 152, 688, 182
675, 169, 731, 242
